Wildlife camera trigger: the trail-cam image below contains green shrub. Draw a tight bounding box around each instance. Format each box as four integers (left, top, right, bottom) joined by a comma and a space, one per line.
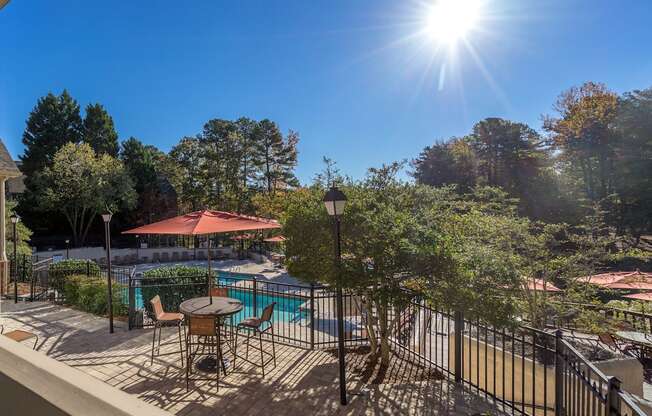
49, 260, 101, 293
62, 274, 127, 316
141, 266, 208, 315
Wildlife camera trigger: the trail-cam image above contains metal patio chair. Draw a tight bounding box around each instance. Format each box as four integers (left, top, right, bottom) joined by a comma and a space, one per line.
233, 302, 277, 377
185, 316, 225, 392
149, 295, 185, 365
209, 287, 235, 348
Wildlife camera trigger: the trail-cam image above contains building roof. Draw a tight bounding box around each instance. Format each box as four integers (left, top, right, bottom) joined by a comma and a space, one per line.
0, 139, 21, 178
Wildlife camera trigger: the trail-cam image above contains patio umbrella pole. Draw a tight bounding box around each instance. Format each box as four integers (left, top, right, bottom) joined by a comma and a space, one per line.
207, 238, 212, 304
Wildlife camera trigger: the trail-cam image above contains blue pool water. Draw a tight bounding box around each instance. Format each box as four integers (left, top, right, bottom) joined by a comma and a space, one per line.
131, 271, 308, 324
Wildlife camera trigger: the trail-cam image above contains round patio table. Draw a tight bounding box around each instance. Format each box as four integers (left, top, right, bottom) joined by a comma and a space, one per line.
180, 296, 243, 373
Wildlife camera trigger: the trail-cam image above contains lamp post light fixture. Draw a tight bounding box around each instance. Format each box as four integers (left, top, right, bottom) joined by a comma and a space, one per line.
323, 185, 348, 405
102, 213, 114, 334
65, 239, 70, 259
10, 214, 19, 304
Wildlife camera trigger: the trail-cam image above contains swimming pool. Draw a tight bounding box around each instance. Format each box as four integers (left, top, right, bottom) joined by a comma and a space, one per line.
131, 271, 309, 324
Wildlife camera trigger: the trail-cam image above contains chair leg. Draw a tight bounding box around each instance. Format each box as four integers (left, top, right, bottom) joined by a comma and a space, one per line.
177, 323, 184, 365
151, 324, 158, 365
259, 331, 265, 377
245, 330, 250, 360
33, 335, 39, 351
215, 334, 220, 392
233, 327, 239, 369
157, 324, 163, 355
271, 326, 276, 367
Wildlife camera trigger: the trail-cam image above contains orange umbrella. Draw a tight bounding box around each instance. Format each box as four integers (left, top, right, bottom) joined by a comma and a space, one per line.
263, 235, 286, 243
123, 210, 280, 235
623, 292, 652, 302
123, 210, 280, 302
578, 270, 652, 291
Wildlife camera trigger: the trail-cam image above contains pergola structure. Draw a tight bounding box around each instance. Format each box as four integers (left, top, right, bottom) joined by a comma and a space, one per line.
0, 139, 22, 296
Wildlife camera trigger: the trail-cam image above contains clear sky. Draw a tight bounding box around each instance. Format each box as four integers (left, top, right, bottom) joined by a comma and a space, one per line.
1, 0, 651, 183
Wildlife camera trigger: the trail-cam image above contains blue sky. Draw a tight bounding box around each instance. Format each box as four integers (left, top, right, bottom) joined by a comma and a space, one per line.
1, 0, 651, 183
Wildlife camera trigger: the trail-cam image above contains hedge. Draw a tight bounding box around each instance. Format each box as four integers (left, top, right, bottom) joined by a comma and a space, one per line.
49, 260, 101, 293
141, 266, 208, 315
63, 275, 127, 316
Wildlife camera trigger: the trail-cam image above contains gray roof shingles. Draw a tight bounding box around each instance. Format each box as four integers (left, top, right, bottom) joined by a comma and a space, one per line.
0, 139, 21, 177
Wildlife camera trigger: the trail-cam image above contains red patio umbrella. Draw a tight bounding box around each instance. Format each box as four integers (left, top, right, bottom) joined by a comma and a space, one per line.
263, 235, 286, 243
123, 210, 280, 303
623, 292, 652, 302
578, 270, 652, 291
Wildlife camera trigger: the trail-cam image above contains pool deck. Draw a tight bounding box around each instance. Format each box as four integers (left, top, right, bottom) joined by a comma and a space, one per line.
1, 300, 503, 415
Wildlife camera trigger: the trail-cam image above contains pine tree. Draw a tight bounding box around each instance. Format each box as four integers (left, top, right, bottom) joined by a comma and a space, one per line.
83, 103, 119, 157
20, 90, 82, 177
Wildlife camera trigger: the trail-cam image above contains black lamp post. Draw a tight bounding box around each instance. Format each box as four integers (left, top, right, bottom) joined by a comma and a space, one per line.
102, 213, 114, 334
10, 214, 19, 303
135, 234, 140, 262
323, 185, 348, 405
65, 239, 70, 259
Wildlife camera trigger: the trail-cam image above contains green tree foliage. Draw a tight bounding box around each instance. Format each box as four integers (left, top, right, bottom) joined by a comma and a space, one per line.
412, 138, 478, 191
284, 163, 475, 366
120, 137, 175, 224
82, 103, 119, 157
612, 88, 652, 243
6, 201, 33, 257
167, 118, 299, 213
253, 120, 299, 194
20, 90, 82, 178
168, 136, 211, 211
38, 143, 136, 245
544, 82, 620, 202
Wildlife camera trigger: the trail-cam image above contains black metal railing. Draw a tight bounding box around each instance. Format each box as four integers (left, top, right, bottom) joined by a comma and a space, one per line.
14, 263, 647, 416
128, 273, 369, 347
556, 301, 652, 335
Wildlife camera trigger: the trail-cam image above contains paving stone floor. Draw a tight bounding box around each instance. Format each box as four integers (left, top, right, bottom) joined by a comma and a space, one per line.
1, 300, 503, 415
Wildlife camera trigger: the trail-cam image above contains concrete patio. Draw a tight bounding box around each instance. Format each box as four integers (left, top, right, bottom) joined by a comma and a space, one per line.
1, 300, 502, 415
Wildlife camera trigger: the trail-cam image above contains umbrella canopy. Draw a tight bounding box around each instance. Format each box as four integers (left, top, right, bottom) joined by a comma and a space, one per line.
578, 270, 652, 290
264, 235, 286, 243
123, 210, 280, 236
526, 278, 561, 293
623, 292, 652, 302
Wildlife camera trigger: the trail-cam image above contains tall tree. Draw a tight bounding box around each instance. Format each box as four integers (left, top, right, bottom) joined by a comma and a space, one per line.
544, 82, 619, 202
121, 137, 175, 224
38, 142, 136, 245
20, 90, 82, 178
612, 88, 652, 243
253, 120, 299, 193
82, 103, 119, 157
168, 136, 210, 211
412, 137, 478, 191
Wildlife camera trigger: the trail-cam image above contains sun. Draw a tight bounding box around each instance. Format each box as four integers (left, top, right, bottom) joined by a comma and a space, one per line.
425, 0, 482, 46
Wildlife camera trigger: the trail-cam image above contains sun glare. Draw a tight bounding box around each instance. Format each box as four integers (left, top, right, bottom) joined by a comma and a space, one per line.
426, 0, 482, 45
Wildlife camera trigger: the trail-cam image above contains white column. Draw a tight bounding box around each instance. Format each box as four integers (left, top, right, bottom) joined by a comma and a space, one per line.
0, 177, 6, 261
